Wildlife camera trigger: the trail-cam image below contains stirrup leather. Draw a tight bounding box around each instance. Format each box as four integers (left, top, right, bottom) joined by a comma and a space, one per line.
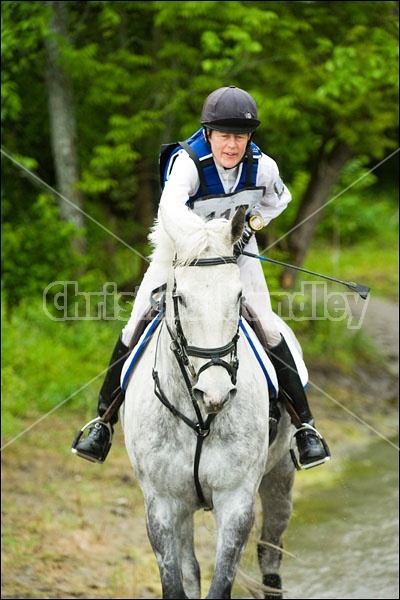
289, 423, 331, 471
71, 417, 113, 464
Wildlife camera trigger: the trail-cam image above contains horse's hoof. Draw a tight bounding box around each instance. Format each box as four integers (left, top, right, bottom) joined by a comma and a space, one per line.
263, 573, 282, 599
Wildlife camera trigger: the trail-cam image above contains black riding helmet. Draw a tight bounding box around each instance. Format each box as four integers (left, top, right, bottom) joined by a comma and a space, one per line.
201, 85, 260, 134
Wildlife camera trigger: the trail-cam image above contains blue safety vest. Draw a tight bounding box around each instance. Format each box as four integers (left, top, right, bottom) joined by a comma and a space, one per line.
159, 128, 261, 206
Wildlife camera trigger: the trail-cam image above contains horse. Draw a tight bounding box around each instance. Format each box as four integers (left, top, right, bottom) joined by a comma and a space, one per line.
120, 205, 296, 599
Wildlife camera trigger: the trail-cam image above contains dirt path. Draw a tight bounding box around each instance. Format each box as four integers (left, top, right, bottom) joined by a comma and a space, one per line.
1, 297, 398, 600
349, 296, 399, 375
340, 295, 399, 403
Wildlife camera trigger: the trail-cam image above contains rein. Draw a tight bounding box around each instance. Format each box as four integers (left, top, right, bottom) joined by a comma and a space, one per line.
152, 255, 240, 510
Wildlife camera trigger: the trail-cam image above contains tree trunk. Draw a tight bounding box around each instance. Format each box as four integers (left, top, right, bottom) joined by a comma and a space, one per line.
44, 0, 86, 252
281, 141, 352, 289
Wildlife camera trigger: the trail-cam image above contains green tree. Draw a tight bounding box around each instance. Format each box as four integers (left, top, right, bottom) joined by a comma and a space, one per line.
1, 1, 398, 305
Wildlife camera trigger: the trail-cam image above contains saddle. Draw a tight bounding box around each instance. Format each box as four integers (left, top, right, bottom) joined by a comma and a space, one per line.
240, 302, 269, 352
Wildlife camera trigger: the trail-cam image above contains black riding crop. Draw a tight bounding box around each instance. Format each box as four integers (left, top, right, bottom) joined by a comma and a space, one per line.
241, 251, 370, 299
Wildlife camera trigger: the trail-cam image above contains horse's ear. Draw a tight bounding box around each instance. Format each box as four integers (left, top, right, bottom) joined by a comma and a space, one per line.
231, 205, 247, 244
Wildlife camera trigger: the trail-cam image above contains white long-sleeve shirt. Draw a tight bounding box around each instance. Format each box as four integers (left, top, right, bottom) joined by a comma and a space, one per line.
159, 148, 292, 227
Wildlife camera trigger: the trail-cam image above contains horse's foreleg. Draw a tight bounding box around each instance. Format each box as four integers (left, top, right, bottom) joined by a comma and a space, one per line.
181, 514, 201, 598
206, 492, 256, 599
145, 496, 189, 600
258, 454, 295, 599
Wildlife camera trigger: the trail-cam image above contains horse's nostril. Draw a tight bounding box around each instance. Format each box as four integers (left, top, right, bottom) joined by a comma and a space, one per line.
193, 387, 236, 414
192, 387, 203, 404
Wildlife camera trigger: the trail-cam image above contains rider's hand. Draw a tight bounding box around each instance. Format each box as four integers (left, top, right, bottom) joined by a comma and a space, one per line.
233, 225, 253, 256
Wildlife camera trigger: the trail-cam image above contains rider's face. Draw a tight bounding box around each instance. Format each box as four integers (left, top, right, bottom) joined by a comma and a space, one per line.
208, 130, 251, 169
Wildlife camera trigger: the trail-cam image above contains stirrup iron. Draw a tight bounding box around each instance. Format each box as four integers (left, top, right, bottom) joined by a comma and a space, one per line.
289, 423, 331, 471
71, 417, 113, 464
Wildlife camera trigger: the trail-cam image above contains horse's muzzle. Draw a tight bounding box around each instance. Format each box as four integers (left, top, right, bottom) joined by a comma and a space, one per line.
193, 385, 237, 414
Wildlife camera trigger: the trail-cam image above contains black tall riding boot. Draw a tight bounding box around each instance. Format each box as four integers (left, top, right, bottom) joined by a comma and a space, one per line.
71, 335, 130, 463
268, 335, 330, 468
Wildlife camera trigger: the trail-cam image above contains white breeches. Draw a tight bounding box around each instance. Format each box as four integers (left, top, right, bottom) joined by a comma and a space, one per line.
236, 236, 282, 346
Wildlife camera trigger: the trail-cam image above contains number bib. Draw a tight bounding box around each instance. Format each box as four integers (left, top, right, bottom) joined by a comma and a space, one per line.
189, 187, 265, 221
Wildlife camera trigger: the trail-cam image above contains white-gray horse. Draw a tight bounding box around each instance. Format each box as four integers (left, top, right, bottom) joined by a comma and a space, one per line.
120, 206, 295, 599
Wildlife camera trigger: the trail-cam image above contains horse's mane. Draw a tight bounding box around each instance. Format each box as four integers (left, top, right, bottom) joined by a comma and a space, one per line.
149, 210, 233, 266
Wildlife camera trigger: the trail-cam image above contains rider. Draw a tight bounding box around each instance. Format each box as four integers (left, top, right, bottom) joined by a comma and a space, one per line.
72, 85, 330, 468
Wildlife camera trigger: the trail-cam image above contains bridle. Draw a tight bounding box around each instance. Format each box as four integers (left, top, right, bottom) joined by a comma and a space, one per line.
170, 256, 240, 384
152, 255, 240, 510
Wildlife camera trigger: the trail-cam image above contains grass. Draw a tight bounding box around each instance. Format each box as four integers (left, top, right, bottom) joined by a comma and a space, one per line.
301, 235, 399, 301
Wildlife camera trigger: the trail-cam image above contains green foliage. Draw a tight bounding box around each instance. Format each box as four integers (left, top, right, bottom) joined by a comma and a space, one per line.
1, 296, 122, 441
1, 1, 50, 122
302, 236, 399, 302
1, 0, 398, 311
310, 155, 399, 245
316, 190, 399, 245
1, 194, 83, 308
78, 197, 150, 288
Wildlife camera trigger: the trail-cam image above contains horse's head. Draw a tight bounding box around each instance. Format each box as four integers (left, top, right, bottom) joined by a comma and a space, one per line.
162, 206, 246, 414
